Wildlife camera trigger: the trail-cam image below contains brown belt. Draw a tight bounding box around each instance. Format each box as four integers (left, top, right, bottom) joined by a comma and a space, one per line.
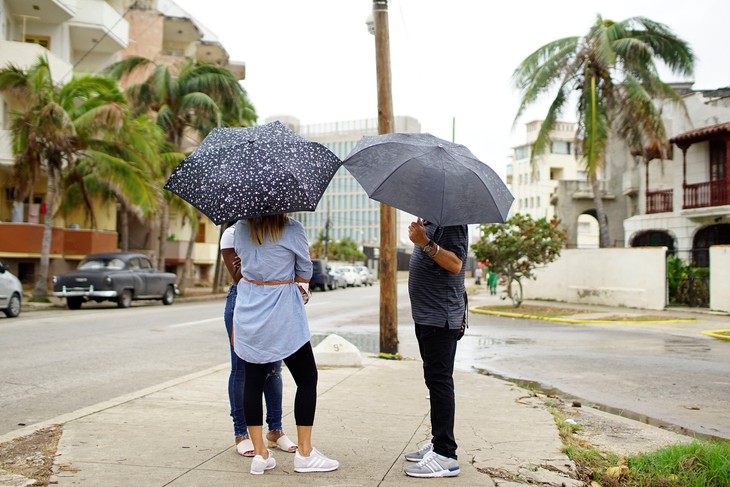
241, 275, 295, 286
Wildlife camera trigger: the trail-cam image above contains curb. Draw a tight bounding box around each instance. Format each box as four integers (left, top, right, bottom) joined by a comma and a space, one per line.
701, 329, 730, 341
469, 306, 696, 325
0, 362, 229, 446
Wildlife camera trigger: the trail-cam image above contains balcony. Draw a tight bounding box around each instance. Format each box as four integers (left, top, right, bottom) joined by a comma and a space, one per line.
683, 179, 730, 210
0, 41, 73, 84
5, 0, 76, 23
163, 240, 217, 264
622, 167, 640, 196
0, 223, 117, 257
646, 189, 673, 214
69, 0, 129, 53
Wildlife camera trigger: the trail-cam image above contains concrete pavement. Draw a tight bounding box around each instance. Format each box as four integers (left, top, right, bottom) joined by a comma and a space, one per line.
42, 355, 577, 487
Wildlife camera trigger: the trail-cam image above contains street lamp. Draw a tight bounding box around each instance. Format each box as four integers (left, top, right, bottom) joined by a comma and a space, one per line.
367, 1, 398, 356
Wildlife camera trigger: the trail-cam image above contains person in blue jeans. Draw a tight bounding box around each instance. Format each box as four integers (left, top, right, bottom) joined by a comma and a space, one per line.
221, 223, 297, 457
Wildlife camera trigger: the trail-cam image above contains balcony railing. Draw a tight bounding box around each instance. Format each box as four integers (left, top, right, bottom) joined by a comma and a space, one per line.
683, 179, 730, 209
646, 189, 673, 214
0, 223, 117, 256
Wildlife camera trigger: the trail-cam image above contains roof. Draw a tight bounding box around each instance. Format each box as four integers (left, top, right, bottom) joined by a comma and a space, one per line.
669, 122, 730, 147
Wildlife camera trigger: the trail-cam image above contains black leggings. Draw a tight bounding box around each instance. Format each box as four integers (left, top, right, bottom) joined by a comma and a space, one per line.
243, 342, 318, 427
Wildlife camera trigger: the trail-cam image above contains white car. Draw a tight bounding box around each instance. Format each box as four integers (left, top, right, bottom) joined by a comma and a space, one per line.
338, 266, 363, 287
356, 266, 374, 286
0, 260, 22, 318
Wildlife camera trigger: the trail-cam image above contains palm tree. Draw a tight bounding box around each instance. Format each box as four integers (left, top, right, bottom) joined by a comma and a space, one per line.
104, 57, 257, 271
512, 16, 694, 247
0, 56, 127, 297
59, 113, 166, 248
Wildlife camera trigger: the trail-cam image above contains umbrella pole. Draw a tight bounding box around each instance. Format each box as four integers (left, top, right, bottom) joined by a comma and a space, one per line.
373, 0, 398, 356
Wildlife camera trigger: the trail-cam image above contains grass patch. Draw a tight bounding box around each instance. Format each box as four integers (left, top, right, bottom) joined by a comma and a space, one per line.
550, 406, 730, 486
474, 304, 694, 322
626, 441, 730, 486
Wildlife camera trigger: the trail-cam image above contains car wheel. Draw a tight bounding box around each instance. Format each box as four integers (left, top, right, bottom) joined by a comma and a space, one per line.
4, 293, 21, 318
320, 283, 328, 292
117, 289, 133, 308
67, 297, 83, 310
161, 285, 175, 305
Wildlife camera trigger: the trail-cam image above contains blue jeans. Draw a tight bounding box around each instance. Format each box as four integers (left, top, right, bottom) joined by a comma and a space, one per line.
415, 322, 461, 460
225, 285, 283, 437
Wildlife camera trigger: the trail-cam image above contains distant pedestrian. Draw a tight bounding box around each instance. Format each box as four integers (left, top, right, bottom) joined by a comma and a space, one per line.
405, 217, 467, 478
474, 267, 482, 286
488, 269, 498, 295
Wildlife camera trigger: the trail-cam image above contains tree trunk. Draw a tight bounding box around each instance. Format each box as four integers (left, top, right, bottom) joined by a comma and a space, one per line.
119, 201, 129, 251
590, 174, 612, 248
179, 215, 198, 294
77, 173, 97, 229
33, 166, 55, 298
157, 201, 169, 271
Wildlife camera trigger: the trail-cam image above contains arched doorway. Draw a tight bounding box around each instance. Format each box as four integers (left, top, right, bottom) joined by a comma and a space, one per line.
576, 211, 599, 248
630, 230, 676, 253
692, 224, 730, 267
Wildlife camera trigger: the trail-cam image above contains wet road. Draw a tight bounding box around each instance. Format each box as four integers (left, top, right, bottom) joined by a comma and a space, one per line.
458, 302, 730, 441
2, 283, 728, 441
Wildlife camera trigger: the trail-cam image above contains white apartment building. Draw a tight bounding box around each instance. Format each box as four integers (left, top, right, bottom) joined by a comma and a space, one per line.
507, 120, 599, 247
276, 115, 422, 251
1, 0, 129, 168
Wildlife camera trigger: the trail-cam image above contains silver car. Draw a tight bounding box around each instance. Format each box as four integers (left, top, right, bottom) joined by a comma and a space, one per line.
0, 260, 22, 318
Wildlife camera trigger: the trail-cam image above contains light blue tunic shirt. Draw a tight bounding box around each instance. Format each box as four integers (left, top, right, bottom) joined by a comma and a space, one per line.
232, 218, 313, 364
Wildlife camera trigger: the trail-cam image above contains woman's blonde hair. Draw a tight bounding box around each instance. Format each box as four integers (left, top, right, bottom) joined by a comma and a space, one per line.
248, 214, 289, 245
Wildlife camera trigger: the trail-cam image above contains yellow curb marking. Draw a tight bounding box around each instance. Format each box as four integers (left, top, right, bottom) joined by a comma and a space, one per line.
469, 307, 695, 325
701, 329, 730, 341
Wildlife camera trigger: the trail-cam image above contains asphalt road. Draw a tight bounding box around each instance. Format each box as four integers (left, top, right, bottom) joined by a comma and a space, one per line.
1, 283, 728, 441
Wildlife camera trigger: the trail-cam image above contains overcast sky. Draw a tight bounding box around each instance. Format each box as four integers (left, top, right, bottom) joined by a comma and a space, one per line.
173, 0, 729, 178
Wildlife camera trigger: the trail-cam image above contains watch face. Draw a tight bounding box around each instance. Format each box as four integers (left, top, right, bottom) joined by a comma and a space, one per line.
423, 244, 434, 254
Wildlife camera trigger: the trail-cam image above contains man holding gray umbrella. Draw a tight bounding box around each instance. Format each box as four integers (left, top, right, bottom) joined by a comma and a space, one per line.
403, 217, 467, 478
343, 131, 513, 478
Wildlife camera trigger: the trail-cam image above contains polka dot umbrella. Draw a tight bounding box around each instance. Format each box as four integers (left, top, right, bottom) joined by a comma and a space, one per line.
164, 121, 342, 225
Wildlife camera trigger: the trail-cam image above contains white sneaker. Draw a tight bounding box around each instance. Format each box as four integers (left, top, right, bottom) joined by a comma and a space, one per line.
250, 449, 276, 475
404, 450, 460, 478
294, 447, 339, 473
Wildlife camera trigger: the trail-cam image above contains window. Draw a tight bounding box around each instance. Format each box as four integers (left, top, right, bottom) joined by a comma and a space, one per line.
24, 35, 51, 49
551, 141, 571, 154
515, 146, 530, 160
709, 140, 726, 181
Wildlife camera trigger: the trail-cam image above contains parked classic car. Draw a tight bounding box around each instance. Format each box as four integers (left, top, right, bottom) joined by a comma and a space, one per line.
0, 260, 22, 318
53, 252, 178, 309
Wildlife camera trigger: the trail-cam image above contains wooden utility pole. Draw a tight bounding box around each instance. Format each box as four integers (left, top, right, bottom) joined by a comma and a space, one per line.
372, 0, 398, 355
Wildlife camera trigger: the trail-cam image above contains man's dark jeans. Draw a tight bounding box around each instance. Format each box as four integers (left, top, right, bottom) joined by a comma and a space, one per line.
415, 322, 461, 460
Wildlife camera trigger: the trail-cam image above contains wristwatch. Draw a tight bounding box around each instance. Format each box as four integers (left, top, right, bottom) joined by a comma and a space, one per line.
422, 240, 435, 255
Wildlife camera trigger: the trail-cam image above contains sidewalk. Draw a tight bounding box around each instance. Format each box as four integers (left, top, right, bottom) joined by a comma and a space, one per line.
8, 356, 580, 487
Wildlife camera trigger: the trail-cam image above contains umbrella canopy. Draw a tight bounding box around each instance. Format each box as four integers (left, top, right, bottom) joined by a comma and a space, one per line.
164, 121, 341, 225
343, 132, 513, 226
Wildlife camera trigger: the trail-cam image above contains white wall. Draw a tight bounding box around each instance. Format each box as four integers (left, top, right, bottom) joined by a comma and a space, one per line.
710, 245, 730, 313
521, 248, 667, 310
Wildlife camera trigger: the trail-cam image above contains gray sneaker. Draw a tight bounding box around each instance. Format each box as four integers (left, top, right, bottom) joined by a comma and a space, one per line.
404, 442, 433, 462
404, 450, 460, 478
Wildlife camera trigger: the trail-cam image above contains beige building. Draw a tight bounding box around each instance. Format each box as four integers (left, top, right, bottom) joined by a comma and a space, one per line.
279, 115, 422, 253
0, 0, 246, 286
507, 120, 599, 247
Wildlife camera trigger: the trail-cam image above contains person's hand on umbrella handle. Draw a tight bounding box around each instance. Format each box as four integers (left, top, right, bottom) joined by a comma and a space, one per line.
408, 218, 430, 247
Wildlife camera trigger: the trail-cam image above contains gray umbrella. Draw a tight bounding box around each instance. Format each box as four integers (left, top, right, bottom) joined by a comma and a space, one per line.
343, 132, 513, 226
164, 121, 341, 225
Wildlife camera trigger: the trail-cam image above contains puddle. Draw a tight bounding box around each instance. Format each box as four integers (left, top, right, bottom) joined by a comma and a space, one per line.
474, 368, 724, 442
664, 336, 712, 354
